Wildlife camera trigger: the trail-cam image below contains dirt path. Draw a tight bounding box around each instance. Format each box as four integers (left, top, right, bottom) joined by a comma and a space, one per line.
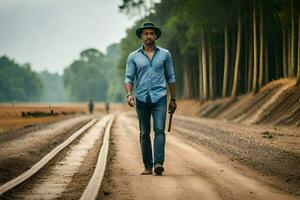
172, 115, 300, 194
99, 113, 299, 200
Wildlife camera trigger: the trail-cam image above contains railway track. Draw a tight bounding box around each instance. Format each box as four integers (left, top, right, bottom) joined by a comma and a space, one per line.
0, 114, 115, 200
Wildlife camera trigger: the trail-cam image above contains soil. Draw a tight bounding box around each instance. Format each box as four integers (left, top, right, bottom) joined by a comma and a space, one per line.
177, 79, 300, 127
1, 116, 108, 200
98, 113, 299, 200
1, 79, 300, 199
172, 115, 300, 195
0, 114, 95, 184
98, 79, 300, 199
0, 103, 104, 132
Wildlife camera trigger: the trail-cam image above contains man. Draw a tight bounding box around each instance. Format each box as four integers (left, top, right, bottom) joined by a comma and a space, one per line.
124, 22, 177, 176
88, 99, 94, 114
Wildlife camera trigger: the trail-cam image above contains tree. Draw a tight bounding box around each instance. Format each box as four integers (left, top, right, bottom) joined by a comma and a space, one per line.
290, 0, 295, 78
38, 71, 68, 102
252, 0, 258, 93
222, 24, 229, 97
231, 13, 242, 98
258, 6, 264, 89
64, 45, 123, 102
0, 56, 42, 102
297, 15, 300, 84
118, 0, 300, 101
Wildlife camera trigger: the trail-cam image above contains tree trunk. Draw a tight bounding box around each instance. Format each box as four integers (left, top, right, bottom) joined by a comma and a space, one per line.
188, 65, 194, 99
248, 24, 253, 92
258, 7, 264, 89
297, 15, 300, 84
287, 29, 291, 75
252, 0, 258, 93
190, 65, 194, 99
290, 0, 295, 78
200, 29, 208, 100
231, 14, 242, 98
183, 65, 190, 99
264, 38, 269, 84
222, 25, 229, 97
193, 65, 198, 99
275, 48, 279, 79
282, 28, 287, 77
244, 22, 249, 92
198, 40, 203, 100
208, 33, 214, 100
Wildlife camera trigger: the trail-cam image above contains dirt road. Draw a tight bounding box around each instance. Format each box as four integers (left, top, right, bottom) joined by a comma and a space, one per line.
99, 112, 299, 200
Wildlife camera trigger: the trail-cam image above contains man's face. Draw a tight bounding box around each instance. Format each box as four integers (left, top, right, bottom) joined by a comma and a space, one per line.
141, 28, 157, 45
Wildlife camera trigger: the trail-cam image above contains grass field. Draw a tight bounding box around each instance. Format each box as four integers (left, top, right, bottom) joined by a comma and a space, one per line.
0, 102, 105, 132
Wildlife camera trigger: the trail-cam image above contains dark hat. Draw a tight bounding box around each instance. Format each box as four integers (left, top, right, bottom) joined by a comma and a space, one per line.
136, 22, 161, 39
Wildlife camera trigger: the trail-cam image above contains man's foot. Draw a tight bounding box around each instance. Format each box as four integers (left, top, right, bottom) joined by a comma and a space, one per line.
141, 168, 153, 175
154, 163, 164, 175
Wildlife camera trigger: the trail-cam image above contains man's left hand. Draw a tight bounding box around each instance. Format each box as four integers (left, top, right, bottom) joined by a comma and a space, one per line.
168, 100, 177, 113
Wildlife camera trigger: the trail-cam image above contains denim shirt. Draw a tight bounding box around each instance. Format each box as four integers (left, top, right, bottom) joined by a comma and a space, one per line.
124, 45, 176, 103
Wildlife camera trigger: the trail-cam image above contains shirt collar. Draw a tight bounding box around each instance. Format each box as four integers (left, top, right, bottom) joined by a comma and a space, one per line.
138, 45, 160, 53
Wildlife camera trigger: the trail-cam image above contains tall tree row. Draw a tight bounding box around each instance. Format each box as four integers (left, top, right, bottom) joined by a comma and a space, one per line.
119, 0, 300, 99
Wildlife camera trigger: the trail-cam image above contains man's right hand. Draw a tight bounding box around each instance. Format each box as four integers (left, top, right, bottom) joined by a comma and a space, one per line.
127, 95, 135, 107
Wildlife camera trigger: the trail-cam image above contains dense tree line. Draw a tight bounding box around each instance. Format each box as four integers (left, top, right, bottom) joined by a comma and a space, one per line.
38, 71, 69, 102
0, 56, 42, 102
63, 44, 124, 102
118, 0, 300, 100
1, 43, 123, 103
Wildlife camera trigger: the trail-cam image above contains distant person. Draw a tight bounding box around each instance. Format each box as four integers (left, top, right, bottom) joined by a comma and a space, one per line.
88, 99, 94, 114
105, 102, 110, 114
124, 22, 177, 176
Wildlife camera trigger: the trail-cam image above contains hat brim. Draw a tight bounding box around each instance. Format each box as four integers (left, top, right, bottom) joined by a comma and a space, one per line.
136, 26, 161, 39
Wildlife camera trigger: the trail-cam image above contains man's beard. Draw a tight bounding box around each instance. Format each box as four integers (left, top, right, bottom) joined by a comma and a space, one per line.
144, 39, 155, 45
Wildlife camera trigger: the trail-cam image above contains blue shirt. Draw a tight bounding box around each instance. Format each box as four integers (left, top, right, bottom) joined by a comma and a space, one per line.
124, 45, 176, 103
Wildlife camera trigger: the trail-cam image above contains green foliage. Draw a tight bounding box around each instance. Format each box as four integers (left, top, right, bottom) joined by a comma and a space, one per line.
118, 0, 300, 100
0, 56, 42, 102
63, 44, 124, 102
118, 23, 142, 72
119, 0, 156, 19
106, 43, 126, 102
38, 71, 69, 102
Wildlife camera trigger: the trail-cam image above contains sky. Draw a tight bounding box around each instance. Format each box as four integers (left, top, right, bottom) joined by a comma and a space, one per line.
0, 0, 136, 74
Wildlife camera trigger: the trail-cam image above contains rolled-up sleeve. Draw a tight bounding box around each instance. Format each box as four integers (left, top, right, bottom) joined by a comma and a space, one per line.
165, 51, 176, 83
124, 53, 136, 84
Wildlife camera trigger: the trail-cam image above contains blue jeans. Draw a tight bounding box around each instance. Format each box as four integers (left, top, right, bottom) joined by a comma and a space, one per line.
136, 95, 167, 169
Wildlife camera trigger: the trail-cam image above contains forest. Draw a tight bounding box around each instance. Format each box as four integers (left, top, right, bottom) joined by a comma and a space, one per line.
0, 44, 123, 102
118, 0, 300, 100
1, 0, 299, 103
0, 56, 42, 102
63, 43, 124, 102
